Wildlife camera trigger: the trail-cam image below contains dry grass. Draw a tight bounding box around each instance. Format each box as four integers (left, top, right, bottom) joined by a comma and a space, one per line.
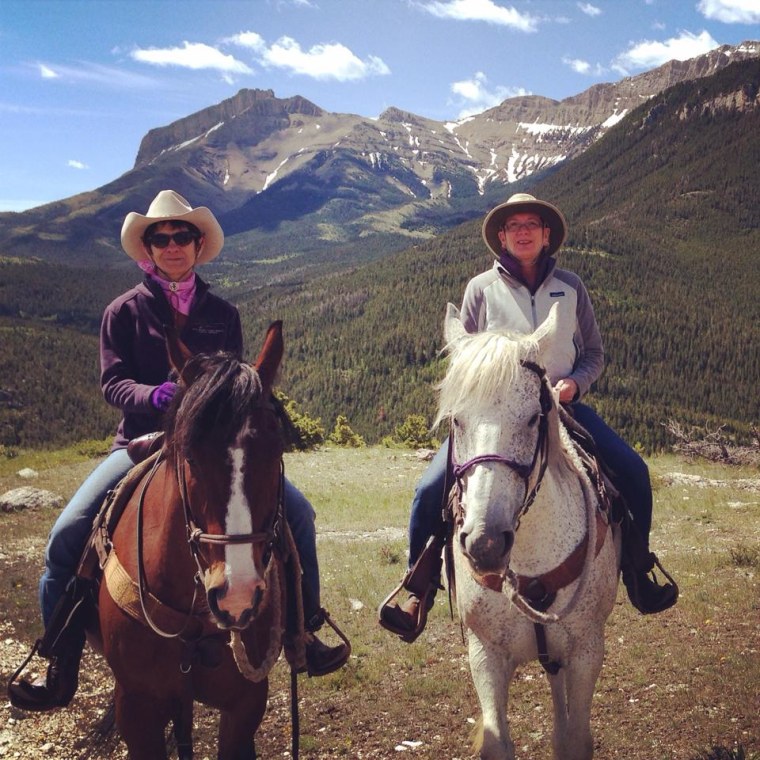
0, 447, 758, 759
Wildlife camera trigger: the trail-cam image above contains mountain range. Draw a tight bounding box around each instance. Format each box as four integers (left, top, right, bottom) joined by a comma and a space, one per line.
0, 40, 758, 284
0, 48, 758, 453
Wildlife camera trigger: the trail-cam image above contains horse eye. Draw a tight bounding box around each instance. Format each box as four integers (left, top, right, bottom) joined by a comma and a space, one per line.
528, 413, 540, 427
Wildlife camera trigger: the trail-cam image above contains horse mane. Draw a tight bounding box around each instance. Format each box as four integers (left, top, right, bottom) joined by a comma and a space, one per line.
434, 329, 541, 427
437, 329, 595, 497
165, 352, 264, 458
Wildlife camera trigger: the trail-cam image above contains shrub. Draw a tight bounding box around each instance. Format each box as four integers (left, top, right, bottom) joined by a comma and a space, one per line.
275, 392, 325, 450
393, 414, 437, 449
328, 415, 365, 448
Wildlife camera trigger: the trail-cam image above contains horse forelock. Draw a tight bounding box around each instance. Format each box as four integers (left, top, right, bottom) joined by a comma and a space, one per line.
434, 330, 541, 426
166, 352, 264, 457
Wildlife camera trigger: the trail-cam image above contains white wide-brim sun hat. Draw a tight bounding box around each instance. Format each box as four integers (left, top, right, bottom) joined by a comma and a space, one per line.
120, 190, 224, 264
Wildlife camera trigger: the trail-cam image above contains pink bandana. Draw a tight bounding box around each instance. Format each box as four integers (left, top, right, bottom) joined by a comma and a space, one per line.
139, 262, 197, 315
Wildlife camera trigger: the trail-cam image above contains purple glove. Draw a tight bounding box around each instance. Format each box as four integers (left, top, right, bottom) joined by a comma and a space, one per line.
150, 381, 178, 411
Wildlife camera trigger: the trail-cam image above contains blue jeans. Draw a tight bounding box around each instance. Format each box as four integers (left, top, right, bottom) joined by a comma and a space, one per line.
40, 451, 321, 626
406, 403, 653, 566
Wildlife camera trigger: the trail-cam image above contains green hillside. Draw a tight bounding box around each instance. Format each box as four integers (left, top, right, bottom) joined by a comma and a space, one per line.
236, 58, 760, 451
1, 59, 758, 452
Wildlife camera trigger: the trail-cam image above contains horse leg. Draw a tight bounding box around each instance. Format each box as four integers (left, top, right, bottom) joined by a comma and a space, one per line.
468, 634, 516, 760
548, 640, 603, 760
217, 696, 267, 760
114, 683, 172, 760
174, 696, 194, 760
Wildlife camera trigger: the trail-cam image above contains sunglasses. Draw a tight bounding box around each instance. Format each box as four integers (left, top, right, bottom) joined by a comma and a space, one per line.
145, 231, 199, 248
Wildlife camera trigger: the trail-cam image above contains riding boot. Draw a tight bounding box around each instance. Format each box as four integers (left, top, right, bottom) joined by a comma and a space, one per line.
300, 583, 351, 677
379, 532, 444, 643
7, 577, 90, 711
620, 518, 678, 615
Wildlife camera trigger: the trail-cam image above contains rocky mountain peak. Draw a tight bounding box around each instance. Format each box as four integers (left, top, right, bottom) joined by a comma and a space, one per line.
134, 89, 323, 168
1, 42, 757, 268
378, 106, 425, 124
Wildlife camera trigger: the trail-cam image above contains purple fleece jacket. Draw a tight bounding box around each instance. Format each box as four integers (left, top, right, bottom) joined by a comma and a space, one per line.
99, 275, 243, 450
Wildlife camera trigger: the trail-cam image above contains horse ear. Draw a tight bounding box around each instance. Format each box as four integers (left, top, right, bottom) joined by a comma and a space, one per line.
165, 324, 195, 382
254, 320, 284, 390
533, 302, 560, 359
443, 303, 466, 345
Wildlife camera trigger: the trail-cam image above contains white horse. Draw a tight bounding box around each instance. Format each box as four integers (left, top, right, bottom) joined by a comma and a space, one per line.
439, 303, 621, 760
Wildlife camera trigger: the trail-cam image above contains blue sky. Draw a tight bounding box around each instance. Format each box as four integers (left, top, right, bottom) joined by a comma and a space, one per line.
1, 0, 758, 212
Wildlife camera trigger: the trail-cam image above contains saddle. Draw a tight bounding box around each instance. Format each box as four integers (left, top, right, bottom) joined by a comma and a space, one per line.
558, 405, 621, 519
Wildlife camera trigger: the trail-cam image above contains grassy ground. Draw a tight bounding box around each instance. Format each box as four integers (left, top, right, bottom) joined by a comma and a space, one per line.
0, 446, 758, 759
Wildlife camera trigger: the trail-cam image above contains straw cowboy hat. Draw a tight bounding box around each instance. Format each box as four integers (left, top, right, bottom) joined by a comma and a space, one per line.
121, 190, 224, 264
482, 193, 567, 258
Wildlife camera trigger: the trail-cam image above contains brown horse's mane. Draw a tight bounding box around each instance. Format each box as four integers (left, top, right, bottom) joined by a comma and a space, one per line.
164, 352, 263, 458
163, 351, 302, 458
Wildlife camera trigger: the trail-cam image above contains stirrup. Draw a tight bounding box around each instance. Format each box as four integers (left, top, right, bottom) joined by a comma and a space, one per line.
319, 608, 351, 654
7, 640, 80, 712
7, 639, 43, 698
378, 572, 439, 643
378, 532, 445, 643
623, 554, 679, 615
307, 609, 351, 677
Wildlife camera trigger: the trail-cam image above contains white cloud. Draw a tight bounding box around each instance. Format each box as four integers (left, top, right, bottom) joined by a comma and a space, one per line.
612, 30, 720, 73
32, 61, 156, 88
419, 0, 538, 32
38, 64, 59, 79
260, 37, 390, 81
67, 160, 88, 170
577, 2, 602, 17
697, 0, 760, 24
562, 57, 605, 76
131, 42, 253, 75
224, 31, 267, 52
450, 71, 528, 118
223, 31, 390, 82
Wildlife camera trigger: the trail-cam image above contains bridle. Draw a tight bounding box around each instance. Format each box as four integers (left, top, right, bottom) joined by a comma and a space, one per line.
135, 400, 287, 639
177, 457, 286, 570
450, 360, 553, 525
449, 359, 606, 638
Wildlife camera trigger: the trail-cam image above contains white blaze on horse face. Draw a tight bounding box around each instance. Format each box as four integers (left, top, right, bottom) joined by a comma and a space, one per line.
218, 437, 266, 618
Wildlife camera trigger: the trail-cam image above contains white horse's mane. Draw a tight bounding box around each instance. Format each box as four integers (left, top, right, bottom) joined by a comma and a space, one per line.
434, 327, 592, 486
434, 329, 540, 427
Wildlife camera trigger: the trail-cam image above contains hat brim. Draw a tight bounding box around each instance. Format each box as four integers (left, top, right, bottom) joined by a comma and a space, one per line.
482, 198, 567, 258
120, 206, 224, 265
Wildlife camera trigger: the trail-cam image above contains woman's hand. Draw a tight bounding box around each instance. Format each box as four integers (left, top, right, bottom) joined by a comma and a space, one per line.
554, 378, 578, 404
150, 381, 178, 411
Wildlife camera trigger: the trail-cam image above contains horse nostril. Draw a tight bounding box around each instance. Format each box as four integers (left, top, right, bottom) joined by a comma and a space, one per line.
502, 531, 514, 556
459, 530, 469, 550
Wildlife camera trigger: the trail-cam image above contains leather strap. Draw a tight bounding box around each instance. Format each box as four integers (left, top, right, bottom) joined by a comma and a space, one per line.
103, 549, 205, 637
516, 508, 609, 600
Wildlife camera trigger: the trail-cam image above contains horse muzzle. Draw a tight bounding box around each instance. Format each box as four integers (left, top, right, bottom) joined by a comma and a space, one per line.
459, 527, 514, 579
206, 573, 265, 631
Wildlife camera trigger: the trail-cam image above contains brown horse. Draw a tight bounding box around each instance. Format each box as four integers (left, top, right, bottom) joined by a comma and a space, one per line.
90, 322, 290, 760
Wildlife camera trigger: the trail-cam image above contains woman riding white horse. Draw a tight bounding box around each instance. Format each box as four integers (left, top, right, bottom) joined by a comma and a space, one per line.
380, 193, 677, 641
441, 302, 620, 759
